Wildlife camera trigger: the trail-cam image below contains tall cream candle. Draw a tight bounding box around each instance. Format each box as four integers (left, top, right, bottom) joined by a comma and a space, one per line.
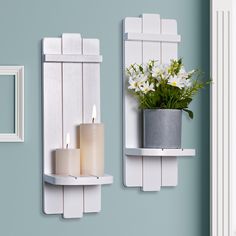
55, 133, 80, 176
80, 105, 104, 176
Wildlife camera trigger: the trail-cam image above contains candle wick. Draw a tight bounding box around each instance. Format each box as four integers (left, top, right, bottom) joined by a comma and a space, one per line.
66, 144, 69, 149
92, 117, 95, 123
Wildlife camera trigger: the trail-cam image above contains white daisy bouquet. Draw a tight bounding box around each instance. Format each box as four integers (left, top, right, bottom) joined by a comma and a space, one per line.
126, 59, 206, 119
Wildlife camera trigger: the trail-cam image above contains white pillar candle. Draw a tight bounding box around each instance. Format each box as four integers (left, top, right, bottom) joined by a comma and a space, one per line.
55, 133, 80, 176
80, 105, 104, 176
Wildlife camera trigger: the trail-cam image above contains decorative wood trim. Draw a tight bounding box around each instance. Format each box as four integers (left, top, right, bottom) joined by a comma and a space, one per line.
44, 54, 103, 63
211, 0, 232, 235
0, 66, 24, 142
124, 32, 181, 42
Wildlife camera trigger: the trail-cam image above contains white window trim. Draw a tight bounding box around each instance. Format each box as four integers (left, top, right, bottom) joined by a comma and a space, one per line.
210, 0, 233, 235
0, 66, 24, 142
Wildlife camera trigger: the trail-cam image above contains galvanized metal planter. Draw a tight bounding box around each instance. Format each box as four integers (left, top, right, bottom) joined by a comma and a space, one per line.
143, 109, 182, 149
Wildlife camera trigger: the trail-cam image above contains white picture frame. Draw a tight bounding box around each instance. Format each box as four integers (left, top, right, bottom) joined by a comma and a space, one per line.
0, 66, 24, 142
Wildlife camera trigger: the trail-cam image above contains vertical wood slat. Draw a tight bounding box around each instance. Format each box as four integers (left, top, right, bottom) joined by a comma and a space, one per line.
84, 186, 101, 213
123, 17, 143, 187
142, 14, 161, 63
62, 33, 84, 218
161, 157, 178, 186
82, 39, 101, 123
62, 33, 83, 148
142, 14, 162, 191
43, 38, 63, 214
44, 183, 63, 214
142, 157, 161, 191
63, 186, 83, 218
161, 19, 178, 63
82, 39, 102, 212
161, 19, 178, 187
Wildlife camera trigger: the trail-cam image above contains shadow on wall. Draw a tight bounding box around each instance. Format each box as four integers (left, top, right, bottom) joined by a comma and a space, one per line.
199, 0, 210, 235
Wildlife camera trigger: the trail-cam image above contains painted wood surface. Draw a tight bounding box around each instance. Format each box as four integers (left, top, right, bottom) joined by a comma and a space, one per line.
123, 17, 143, 187
124, 33, 181, 42
43, 33, 112, 218
63, 186, 83, 218
44, 174, 113, 185
43, 38, 63, 214
162, 156, 178, 186
125, 148, 195, 156
44, 54, 102, 63
123, 14, 187, 191
61, 33, 84, 218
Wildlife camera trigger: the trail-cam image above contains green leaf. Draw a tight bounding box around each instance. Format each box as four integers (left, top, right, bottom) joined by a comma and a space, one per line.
183, 109, 193, 119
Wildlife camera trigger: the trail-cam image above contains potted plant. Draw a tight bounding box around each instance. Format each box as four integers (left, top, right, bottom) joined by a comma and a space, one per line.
126, 59, 207, 149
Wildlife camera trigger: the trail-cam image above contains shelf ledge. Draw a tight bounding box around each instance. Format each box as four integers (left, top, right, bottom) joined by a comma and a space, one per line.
125, 148, 195, 157
44, 174, 113, 186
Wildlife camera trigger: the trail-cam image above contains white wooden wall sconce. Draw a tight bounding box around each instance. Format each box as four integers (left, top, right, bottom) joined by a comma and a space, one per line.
42, 33, 113, 219
123, 14, 195, 192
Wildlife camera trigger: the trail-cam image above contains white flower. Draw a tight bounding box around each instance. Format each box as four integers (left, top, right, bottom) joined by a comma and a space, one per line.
178, 67, 195, 80
178, 67, 189, 79
139, 81, 155, 94
188, 69, 195, 76
185, 79, 192, 88
168, 75, 186, 89
128, 78, 140, 92
128, 75, 148, 92
152, 63, 169, 79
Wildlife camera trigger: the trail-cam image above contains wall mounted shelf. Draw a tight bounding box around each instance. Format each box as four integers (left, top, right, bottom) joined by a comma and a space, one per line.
44, 174, 113, 186
42, 33, 113, 219
123, 14, 195, 192
125, 148, 195, 156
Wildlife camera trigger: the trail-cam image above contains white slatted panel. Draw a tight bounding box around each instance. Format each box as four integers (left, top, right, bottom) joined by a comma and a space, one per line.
142, 14, 162, 191
123, 17, 143, 187
123, 14, 181, 191
62, 33, 84, 218
43, 38, 63, 214
82, 39, 102, 212
43, 34, 107, 217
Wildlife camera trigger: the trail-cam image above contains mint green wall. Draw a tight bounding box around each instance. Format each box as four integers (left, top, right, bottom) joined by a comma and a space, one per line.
0, 0, 209, 235
0, 75, 15, 133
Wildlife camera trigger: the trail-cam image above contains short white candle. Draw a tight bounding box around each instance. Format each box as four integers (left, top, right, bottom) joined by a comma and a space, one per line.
55, 133, 80, 176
